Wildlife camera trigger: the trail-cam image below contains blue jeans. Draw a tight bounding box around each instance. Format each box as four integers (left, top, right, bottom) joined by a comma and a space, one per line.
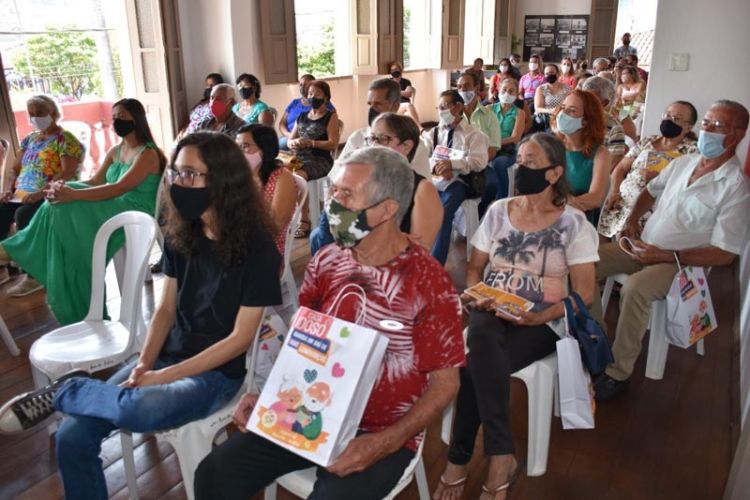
53, 359, 243, 500
310, 210, 334, 256
279, 136, 290, 151
431, 181, 470, 265
488, 153, 516, 201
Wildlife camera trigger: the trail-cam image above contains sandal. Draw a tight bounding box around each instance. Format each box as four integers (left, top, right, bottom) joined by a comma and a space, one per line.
294, 219, 311, 239
432, 474, 467, 500
480, 458, 525, 500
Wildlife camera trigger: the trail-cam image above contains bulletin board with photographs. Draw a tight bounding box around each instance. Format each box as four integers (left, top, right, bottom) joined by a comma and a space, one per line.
523, 15, 589, 62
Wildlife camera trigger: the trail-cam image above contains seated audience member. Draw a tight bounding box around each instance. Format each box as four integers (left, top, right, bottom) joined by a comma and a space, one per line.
592, 57, 610, 75
389, 60, 421, 124
508, 54, 523, 81
435, 132, 598, 500
193, 83, 246, 139
278, 74, 335, 150
465, 58, 488, 101
489, 58, 515, 102
559, 56, 577, 88
592, 100, 750, 400
519, 54, 545, 110
310, 78, 431, 255
490, 77, 527, 200
575, 58, 589, 73
185, 72, 223, 134
613, 32, 637, 60
0, 95, 83, 296
533, 63, 572, 132
288, 80, 340, 237
582, 76, 628, 169
0, 133, 282, 500
615, 65, 646, 120
236, 124, 297, 257
194, 147, 464, 500
599, 101, 697, 238
456, 72, 501, 214
575, 71, 594, 89
554, 90, 611, 226
233, 73, 273, 126
424, 90, 489, 265
0, 98, 164, 325
625, 53, 649, 83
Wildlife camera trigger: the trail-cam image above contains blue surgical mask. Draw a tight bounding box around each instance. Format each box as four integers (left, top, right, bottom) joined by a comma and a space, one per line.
556, 112, 583, 135
697, 130, 727, 159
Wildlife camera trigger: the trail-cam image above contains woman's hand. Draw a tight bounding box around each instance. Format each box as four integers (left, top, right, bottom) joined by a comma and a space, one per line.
21, 190, 45, 205
1, 191, 14, 203
604, 191, 621, 210
232, 393, 260, 431
46, 184, 77, 203
507, 309, 546, 326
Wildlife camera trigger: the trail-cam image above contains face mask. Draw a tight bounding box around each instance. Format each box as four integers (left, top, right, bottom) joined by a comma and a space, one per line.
515, 164, 557, 195
30, 115, 53, 131
529, 62, 539, 71
203, 87, 212, 100
556, 112, 583, 135
545, 74, 558, 84
499, 93, 516, 105
698, 130, 727, 159
113, 118, 136, 137
368, 107, 379, 126
458, 90, 476, 104
391, 71, 401, 79
169, 183, 210, 221
439, 109, 455, 126
561, 64, 571, 73
239, 87, 254, 100
310, 97, 325, 109
210, 99, 228, 119
659, 119, 683, 139
499, 65, 509, 73
325, 197, 383, 248
245, 151, 262, 172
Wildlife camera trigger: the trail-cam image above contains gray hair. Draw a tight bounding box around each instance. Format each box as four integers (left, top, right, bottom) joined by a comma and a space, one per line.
27, 94, 61, 120
593, 57, 610, 69
339, 146, 414, 224
369, 78, 401, 104
713, 99, 750, 130
211, 83, 236, 101
518, 133, 570, 207
582, 76, 616, 106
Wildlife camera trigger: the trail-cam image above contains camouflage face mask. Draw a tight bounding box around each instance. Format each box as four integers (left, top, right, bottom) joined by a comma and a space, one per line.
325, 197, 384, 248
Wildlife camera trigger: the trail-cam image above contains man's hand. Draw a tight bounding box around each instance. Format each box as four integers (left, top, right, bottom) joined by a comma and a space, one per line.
620, 217, 642, 240
232, 393, 260, 431
326, 432, 396, 477
119, 360, 152, 388
433, 160, 453, 180
127, 368, 174, 387
629, 241, 674, 265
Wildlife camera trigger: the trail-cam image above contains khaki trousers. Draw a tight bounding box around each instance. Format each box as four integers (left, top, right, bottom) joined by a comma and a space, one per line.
590, 243, 678, 380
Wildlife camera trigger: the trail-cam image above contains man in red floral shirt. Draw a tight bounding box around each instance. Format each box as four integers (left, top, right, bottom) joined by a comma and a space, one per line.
195, 146, 465, 500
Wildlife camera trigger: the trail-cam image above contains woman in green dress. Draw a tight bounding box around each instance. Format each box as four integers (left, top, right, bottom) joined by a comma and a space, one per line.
0, 98, 166, 325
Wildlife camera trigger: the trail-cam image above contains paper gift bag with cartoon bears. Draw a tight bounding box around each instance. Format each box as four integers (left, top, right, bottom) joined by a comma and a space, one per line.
248, 306, 389, 466
665, 265, 717, 348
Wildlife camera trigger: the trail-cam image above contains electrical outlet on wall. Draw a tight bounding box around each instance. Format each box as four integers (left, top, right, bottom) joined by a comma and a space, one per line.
669, 53, 690, 71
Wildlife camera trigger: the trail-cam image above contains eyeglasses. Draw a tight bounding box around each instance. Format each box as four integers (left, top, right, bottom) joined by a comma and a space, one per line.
365, 133, 397, 146
166, 167, 207, 187
236, 142, 255, 153
700, 118, 733, 131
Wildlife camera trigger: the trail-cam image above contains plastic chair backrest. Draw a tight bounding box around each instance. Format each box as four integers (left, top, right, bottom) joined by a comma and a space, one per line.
281, 174, 308, 283
86, 212, 157, 337
332, 120, 345, 160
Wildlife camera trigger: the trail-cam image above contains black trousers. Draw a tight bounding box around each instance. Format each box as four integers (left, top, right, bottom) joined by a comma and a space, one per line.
447, 310, 558, 463
194, 430, 415, 500
0, 199, 43, 240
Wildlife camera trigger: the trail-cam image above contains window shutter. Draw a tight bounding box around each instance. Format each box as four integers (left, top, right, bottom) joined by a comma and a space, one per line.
377, 0, 404, 74
588, 0, 619, 60
441, 0, 464, 69
259, 0, 298, 84
352, 0, 379, 74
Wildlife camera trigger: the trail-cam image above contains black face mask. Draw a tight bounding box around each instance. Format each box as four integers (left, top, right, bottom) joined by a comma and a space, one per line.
545, 74, 558, 84
203, 87, 212, 100
391, 71, 401, 79
310, 97, 325, 109
659, 119, 683, 139
368, 107, 379, 126
239, 87, 254, 100
169, 184, 210, 221
515, 164, 557, 195
113, 118, 136, 138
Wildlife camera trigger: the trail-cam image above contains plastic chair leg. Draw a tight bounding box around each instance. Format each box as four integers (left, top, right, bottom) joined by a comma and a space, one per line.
308, 181, 320, 229
696, 338, 705, 356
440, 401, 454, 445
264, 482, 278, 500
0, 314, 20, 356
524, 363, 554, 477
645, 300, 669, 380
465, 204, 479, 262
120, 431, 140, 500
414, 457, 430, 500
163, 426, 215, 500
600, 276, 615, 313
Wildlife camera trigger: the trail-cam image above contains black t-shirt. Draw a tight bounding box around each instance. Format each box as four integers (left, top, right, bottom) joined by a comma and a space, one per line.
399, 78, 412, 103
159, 231, 282, 379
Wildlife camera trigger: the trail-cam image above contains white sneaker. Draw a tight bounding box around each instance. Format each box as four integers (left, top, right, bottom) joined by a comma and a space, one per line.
7, 275, 44, 297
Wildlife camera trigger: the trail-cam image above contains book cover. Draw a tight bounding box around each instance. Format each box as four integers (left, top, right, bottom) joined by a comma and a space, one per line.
464, 282, 534, 319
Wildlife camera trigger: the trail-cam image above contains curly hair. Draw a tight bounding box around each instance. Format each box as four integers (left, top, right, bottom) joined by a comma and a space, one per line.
555, 89, 606, 157
164, 132, 275, 266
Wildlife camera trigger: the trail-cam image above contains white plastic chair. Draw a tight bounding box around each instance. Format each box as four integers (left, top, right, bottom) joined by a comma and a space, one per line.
281, 174, 308, 311
0, 314, 20, 356
458, 198, 481, 262
29, 211, 157, 389
263, 435, 430, 500
121, 310, 267, 500
600, 273, 705, 381
307, 177, 329, 229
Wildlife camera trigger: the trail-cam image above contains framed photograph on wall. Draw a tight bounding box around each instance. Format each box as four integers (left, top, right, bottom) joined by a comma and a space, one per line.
523, 14, 589, 62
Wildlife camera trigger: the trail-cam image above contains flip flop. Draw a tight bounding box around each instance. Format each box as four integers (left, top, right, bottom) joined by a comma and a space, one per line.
432, 474, 467, 500
480, 458, 525, 499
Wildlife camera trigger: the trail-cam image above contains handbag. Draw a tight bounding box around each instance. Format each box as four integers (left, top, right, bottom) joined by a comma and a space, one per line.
562, 292, 614, 375
664, 255, 717, 348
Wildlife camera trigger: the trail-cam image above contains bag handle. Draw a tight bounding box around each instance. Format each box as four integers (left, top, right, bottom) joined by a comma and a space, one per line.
673, 251, 683, 273
562, 297, 577, 339
568, 292, 595, 322
325, 283, 368, 325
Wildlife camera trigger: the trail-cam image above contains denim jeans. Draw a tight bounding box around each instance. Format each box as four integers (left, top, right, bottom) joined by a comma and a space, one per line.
309, 210, 334, 257
488, 153, 517, 201
431, 181, 470, 265
279, 135, 290, 151
53, 359, 243, 500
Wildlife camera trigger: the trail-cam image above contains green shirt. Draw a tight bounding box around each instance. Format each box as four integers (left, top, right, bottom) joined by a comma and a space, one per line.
463, 102, 502, 148
491, 103, 519, 141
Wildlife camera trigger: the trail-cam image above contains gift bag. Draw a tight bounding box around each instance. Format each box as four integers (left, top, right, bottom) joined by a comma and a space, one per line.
665, 256, 717, 348
247, 286, 389, 466
562, 292, 614, 375
557, 299, 596, 430
251, 310, 289, 393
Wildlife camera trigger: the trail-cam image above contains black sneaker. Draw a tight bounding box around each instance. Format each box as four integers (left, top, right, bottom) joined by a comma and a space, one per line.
0, 370, 89, 434
593, 373, 629, 401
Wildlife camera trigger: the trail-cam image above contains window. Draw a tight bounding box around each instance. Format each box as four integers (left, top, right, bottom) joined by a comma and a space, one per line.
403, 0, 441, 69
294, 0, 351, 78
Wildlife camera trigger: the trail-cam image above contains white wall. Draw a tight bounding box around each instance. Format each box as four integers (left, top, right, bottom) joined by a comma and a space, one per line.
513, 0, 592, 61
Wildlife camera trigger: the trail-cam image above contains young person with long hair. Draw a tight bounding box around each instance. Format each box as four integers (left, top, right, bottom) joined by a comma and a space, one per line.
0, 133, 282, 500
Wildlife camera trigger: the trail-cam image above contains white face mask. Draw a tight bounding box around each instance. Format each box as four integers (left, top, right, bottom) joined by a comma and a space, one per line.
458, 90, 476, 104
528, 62, 539, 71
561, 64, 571, 73
499, 93, 516, 104
439, 109, 455, 126
30, 115, 53, 131
499, 65, 509, 73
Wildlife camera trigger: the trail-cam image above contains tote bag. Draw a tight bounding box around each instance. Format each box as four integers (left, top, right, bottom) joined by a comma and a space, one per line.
665, 256, 717, 348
